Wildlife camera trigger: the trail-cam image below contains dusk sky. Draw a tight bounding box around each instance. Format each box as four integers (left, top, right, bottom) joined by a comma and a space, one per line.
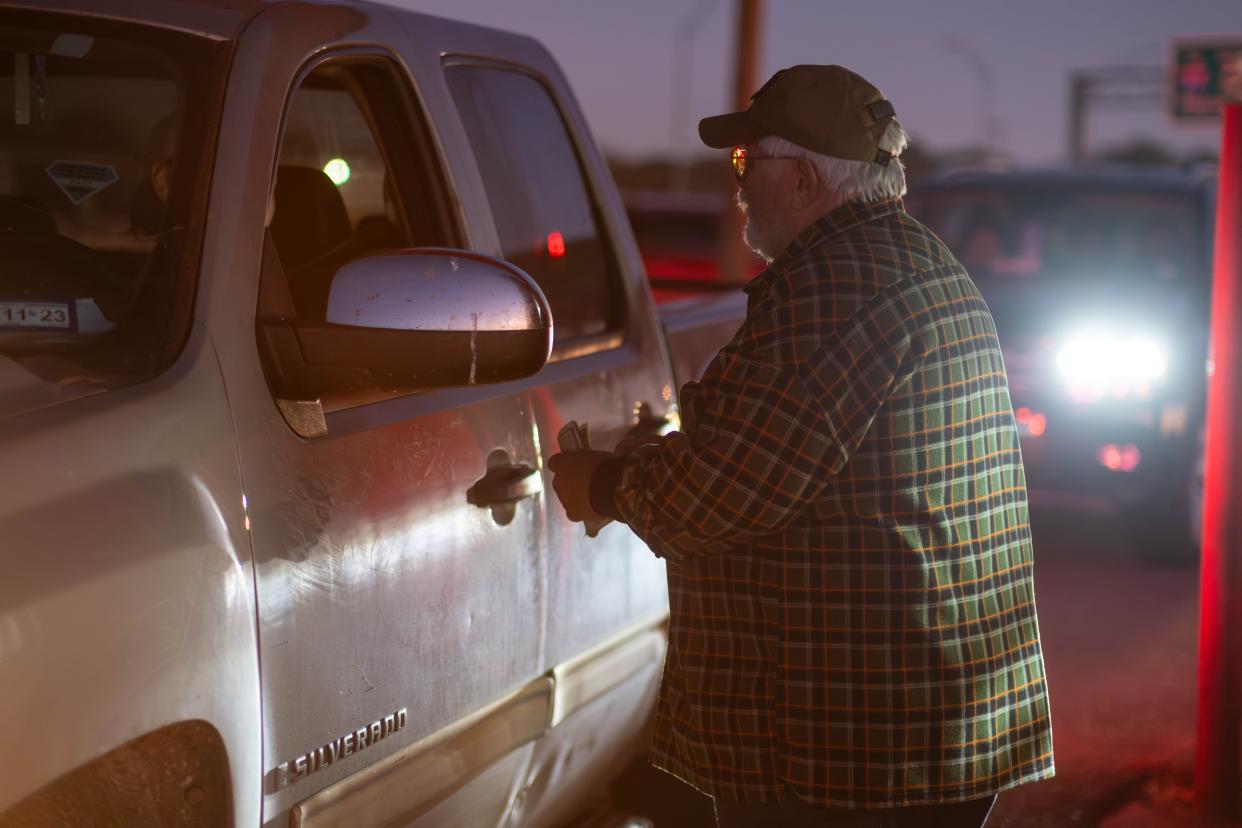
402, 0, 1238, 164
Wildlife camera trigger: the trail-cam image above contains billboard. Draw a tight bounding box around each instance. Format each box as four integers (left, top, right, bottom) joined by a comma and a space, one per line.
1172, 39, 1242, 120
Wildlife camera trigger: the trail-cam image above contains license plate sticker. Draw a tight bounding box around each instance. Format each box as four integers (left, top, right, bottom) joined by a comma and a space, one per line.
0, 301, 76, 331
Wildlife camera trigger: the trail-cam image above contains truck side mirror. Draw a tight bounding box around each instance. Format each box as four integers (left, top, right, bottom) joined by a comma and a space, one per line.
258, 248, 552, 400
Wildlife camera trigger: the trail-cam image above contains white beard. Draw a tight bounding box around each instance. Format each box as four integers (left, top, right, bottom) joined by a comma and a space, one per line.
735, 189, 785, 263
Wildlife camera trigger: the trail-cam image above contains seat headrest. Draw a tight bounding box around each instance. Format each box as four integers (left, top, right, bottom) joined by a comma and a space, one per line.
271, 165, 351, 270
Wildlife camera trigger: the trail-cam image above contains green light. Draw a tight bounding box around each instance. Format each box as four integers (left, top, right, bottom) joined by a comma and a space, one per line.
323, 158, 351, 186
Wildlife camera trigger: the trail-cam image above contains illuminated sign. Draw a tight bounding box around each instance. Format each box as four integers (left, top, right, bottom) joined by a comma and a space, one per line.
1171, 38, 1242, 120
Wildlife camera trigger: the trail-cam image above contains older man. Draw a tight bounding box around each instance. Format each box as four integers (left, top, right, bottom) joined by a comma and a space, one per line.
548, 65, 1053, 828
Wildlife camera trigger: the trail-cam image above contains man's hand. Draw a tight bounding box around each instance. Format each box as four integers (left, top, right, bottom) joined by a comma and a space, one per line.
613, 434, 663, 457
546, 449, 613, 523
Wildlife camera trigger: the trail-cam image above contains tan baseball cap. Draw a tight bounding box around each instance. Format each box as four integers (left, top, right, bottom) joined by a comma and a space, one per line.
699, 64, 899, 165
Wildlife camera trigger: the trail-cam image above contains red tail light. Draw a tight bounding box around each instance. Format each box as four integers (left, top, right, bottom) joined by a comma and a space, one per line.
1097, 443, 1141, 472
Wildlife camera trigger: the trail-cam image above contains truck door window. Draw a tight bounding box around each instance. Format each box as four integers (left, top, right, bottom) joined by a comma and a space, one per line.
0, 12, 224, 390
444, 65, 624, 345
270, 60, 449, 321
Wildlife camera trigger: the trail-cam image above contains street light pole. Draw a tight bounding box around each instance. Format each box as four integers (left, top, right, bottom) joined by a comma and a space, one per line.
669, 0, 721, 193
940, 36, 1004, 156
1068, 72, 1088, 164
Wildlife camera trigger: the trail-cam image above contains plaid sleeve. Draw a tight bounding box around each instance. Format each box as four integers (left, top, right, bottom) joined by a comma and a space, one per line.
614, 282, 924, 562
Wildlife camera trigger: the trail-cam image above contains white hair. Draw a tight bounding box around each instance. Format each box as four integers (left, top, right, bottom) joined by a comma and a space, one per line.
759, 121, 909, 203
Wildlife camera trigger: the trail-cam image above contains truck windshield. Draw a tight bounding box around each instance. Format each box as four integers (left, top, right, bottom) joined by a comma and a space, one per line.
909, 186, 1202, 288
0, 12, 224, 387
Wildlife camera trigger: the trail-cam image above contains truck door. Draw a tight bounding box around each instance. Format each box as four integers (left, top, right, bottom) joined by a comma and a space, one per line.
211, 7, 548, 824
433, 38, 678, 801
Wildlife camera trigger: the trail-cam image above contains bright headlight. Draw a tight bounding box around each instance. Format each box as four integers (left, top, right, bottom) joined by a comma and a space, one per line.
1055, 332, 1169, 385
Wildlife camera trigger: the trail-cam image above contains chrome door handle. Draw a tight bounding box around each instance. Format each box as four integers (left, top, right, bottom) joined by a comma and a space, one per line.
467, 463, 542, 508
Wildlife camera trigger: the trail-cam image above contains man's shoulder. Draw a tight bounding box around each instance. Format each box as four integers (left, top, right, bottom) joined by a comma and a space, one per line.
821, 209, 956, 272
772, 212, 958, 309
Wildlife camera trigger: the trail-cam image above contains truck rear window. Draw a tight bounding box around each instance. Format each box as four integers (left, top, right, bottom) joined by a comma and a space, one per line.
908, 186, 1202, 287
444, 64, 624, 345
0, 12, 224, 388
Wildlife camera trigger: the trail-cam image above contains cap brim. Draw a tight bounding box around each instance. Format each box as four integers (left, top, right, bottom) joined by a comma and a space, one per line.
698, 111, 767, 149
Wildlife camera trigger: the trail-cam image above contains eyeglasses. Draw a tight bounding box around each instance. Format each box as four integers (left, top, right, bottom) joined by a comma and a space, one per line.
731, 146, 798, 182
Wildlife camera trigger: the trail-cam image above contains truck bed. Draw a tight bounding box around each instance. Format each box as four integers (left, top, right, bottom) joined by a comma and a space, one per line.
657, 289, 748, 390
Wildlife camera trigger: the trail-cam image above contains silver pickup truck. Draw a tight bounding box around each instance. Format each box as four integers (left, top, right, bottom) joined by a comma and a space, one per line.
0, 2, 745, 826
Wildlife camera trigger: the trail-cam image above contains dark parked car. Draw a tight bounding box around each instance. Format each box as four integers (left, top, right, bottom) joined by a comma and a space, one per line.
907, 166, 1217, 558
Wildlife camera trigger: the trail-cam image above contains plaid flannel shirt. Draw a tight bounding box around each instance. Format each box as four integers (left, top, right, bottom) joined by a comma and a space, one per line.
601, 197, 1054, 807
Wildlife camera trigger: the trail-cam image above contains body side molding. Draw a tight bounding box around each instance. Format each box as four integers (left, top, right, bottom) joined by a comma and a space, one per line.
290, 611, 669, 827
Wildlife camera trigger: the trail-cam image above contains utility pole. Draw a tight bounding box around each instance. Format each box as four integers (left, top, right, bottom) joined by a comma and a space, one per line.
733, 0, 763, 115
719, 0, 764, 284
